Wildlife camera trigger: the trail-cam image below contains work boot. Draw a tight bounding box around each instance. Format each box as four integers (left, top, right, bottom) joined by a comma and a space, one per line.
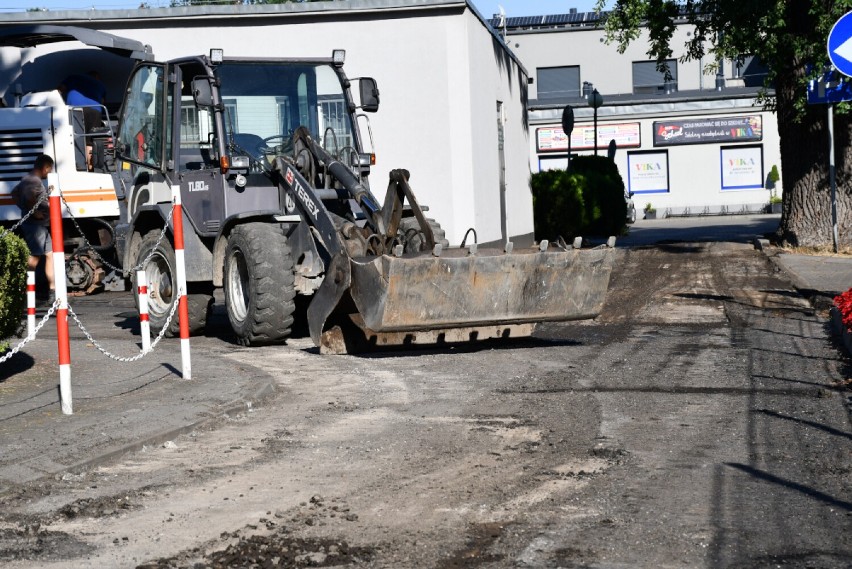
37, 290, 56, 308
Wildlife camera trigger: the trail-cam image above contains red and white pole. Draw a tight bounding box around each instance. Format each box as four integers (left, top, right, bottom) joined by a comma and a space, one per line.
26, 271, 35, 338
171, 184, 191, 379
48, 173, 72, 415
137, 270, 151, 352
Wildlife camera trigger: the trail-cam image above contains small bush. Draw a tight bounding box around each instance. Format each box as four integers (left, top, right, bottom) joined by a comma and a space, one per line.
531, 155, 627, 240
530, 169, 585, 241
0, 231, 29, 350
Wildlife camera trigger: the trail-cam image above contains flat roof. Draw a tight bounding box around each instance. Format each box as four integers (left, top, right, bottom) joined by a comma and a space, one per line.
0, 0, 526, 77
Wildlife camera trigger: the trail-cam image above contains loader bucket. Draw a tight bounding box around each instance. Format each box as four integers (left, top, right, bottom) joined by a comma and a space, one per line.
315, 245, 615, 353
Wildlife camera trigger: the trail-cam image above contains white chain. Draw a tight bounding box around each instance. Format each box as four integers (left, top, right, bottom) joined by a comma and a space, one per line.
0, 299, 59, 365
0, 192, 49, 238
66, 293, 180, 362
58, 190, 175, 276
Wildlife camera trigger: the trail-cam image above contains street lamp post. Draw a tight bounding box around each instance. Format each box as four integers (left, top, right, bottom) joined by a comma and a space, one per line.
588, 89, 604, 156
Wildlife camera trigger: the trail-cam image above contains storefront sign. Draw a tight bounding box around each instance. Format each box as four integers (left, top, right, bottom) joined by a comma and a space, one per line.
627, 150, 669, 194
536, 122, 641, 152
720, 145, 764, 190
653, 115, 762, 146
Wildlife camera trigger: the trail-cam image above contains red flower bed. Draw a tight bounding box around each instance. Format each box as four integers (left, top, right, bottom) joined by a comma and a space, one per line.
834, 288, 852, 330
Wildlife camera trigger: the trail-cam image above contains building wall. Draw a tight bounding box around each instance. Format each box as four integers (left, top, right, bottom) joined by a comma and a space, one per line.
465, 15, 534, 245
508, 19, 780, 215
530, 102, 781, 216
0, 0, 531, 244
514, 26, 716, 97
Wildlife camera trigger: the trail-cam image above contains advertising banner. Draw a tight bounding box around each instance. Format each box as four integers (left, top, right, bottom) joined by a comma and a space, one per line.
627, 150, 669, 194
537, 122, 641, 152
720, 145, 764, 190
653, 115, 762, 146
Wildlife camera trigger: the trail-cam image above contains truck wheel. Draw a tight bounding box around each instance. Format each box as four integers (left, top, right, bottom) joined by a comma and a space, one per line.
400, 217, 450, 253
224, 223, 296, 346
133, 229, 213, 337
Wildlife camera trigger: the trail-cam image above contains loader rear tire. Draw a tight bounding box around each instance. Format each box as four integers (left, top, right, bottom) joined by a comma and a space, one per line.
133, 230, 213, 337
400, 217, 450, 253
224, 223, 295, 346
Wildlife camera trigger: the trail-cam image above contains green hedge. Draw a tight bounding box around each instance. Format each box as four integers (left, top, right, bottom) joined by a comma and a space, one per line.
531, 155, 627, 240
0, 231, 29, 350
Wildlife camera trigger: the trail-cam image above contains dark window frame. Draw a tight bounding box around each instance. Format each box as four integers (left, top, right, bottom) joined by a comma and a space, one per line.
632, 59, 678, 94
536, 65, 581, 101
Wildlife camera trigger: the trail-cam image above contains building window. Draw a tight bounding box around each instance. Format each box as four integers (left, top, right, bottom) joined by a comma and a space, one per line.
536, 66, 580, 100
632, 60, 678, 94
734, 55, 769, 87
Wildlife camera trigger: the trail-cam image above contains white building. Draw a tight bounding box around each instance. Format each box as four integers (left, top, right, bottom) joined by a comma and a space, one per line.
493, 11, 781, 217
0, 0, 532, 246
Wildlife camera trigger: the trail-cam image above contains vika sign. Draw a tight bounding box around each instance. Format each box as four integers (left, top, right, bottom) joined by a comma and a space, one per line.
627, 150, 669, 194
653, 116, 763, 147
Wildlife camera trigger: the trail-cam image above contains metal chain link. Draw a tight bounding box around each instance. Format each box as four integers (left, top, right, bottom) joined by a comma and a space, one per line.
0, 192, 48, 238
58, 190, 175, 276
0, 299, 59, 365
66, 293, 180, 362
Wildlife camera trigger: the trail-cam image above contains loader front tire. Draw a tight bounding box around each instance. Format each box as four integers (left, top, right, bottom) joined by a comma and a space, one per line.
133, 229, 213, 337
224, 223, 295, 346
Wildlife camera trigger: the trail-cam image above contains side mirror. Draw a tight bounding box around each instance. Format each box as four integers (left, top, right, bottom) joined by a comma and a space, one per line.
359, 78, 380, 113
192, 78, 214, 107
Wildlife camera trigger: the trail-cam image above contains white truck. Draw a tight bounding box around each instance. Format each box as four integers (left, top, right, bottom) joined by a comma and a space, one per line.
0, 25, 152, 292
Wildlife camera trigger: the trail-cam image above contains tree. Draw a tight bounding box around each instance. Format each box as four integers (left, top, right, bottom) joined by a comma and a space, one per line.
596, 0, 852, 248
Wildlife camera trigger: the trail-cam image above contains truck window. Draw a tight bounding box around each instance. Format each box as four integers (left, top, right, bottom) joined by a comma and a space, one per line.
117, 64, 165, 169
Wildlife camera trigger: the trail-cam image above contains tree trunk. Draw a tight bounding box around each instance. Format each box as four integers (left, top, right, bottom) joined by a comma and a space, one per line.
777, 95, 852, 247
775, 17, 852, 247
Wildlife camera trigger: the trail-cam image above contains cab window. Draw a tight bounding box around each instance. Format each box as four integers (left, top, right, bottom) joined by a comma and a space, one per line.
117, 65, 166, 169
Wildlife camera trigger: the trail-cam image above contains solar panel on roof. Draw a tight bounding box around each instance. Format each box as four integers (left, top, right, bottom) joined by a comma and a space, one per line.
499, 10, 610, 29
514, 16, 540, 27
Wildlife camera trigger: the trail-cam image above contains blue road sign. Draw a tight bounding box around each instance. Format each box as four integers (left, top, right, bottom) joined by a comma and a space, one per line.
828, 12, 852, 77
807, 70, 852, 104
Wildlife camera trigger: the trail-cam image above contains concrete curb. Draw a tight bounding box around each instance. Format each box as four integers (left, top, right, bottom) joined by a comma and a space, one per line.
752, 238, 839, 312
42, 379, 278, 482
752, 237, 770, 252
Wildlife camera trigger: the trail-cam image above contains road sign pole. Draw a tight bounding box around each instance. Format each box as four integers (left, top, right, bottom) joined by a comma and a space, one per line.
829, 104, 839, 253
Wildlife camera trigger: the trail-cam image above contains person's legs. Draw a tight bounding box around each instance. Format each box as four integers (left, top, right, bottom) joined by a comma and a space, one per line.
21, 222, 54, 297
44, 252, 55, 293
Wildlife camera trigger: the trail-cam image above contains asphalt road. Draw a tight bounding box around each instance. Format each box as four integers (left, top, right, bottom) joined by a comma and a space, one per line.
1, 215, 851, 568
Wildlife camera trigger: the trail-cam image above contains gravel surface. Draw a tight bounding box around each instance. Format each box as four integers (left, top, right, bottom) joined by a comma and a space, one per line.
0, 239, 850, 568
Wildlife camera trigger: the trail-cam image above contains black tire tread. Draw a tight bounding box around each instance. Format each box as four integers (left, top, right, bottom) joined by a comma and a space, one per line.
133, 229, 212, 337
224, 223, 296, 346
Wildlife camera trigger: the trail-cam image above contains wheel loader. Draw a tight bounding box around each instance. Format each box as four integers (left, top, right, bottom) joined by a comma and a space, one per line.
112, 49, 615, 353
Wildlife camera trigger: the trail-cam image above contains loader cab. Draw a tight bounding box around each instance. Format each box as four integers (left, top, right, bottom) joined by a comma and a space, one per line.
117, 54, 377, 174
116, 54, 377, 235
